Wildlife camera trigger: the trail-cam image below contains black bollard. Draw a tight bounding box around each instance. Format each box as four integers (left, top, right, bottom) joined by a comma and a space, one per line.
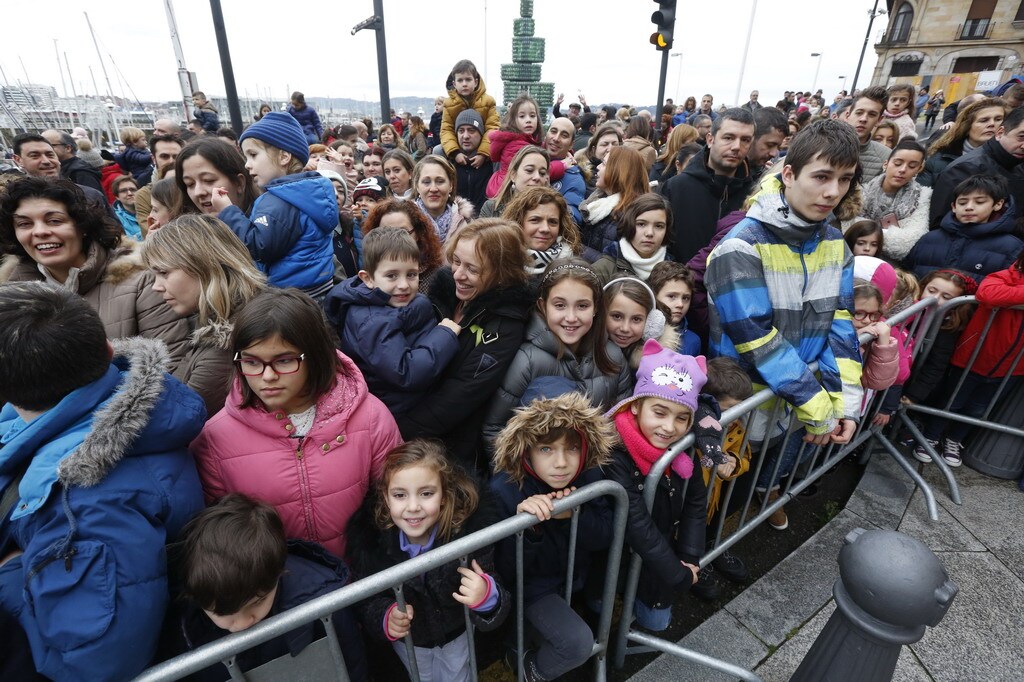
790, 528, 957, 682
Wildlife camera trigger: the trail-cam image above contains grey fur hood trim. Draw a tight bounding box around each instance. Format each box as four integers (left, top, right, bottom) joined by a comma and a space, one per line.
190, 318, 234, 350
57, 337, 171, 488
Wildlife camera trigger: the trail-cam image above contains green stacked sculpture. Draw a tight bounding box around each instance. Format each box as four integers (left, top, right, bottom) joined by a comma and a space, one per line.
500, 0, 554, 112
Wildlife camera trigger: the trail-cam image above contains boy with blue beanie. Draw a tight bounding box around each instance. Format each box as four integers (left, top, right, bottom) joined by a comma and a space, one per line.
212, 111, 339, 301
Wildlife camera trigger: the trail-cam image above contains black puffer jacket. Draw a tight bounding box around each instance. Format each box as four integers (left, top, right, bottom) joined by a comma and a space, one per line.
929, 137, 1024, 227
396, 267, 534, 472
347, 495, 510, 648
604, 445, 707, 608
660, 147, 753, 263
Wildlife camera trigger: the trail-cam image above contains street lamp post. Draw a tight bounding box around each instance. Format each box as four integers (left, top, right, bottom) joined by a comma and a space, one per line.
811, 52, 823, 94
840, 75, 848, 93
852, 0, 887, 93
671, 51, 683, 102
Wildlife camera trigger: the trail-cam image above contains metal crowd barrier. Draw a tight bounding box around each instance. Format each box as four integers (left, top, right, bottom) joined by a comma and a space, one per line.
135, 480, 629, 682
611, 296, 960, 675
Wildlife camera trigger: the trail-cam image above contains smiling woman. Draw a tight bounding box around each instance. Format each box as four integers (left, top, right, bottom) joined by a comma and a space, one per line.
0, 176, 192, 368
502, 186, 581, 276
411, 155, 473, 243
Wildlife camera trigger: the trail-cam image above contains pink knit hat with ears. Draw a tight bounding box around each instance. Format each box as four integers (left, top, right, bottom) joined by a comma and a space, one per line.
854, 256, 897, 304
607, 339, 707, 416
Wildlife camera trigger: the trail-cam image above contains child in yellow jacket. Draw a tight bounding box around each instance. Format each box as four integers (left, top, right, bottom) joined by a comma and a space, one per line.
441, 59, 500, 166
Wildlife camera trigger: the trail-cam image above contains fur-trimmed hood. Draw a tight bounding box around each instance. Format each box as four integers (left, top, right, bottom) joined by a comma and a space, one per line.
492, 391, 618, 485
59, 336, 204, 487
189, 318, 233, 350
0, 241, 145, 292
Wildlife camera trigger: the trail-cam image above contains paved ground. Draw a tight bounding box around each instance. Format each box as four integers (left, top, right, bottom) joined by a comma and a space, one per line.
631, 453, 1024, 682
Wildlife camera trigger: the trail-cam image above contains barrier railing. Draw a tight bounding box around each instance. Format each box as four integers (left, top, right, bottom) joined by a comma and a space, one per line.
612, 296, 951, 675
135, 480, 629, 682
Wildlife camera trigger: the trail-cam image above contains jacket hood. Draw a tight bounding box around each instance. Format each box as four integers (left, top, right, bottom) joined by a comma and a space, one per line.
0, 242, 145, 291
447, 75, 489, 101
326, 275, 389, 310
265, 172, 339, 234
429, 267, 536, 323
682, 146, 752, 195
492, 391, 618, 486
190, 318, 233, 350
59, 337, 206, 487
939, 195, 1019, 238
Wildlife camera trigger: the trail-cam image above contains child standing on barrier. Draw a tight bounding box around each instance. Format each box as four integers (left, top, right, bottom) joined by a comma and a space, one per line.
212, 111, 339, 302
916, 257, 1024, 467
348, 441, 509, 682
174, 494, 368, 682
690, 357, 755, 601
490, 378, 618, 681
604, 339, 710, 631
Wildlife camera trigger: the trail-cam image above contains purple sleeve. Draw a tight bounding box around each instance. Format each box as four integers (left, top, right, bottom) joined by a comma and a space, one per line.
470, 573, 500, 613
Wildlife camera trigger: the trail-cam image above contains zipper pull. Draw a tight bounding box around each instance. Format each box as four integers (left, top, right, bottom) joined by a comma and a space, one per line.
64, 546, 78, 572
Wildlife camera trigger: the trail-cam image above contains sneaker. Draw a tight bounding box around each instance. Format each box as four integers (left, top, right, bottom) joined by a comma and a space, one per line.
690, 565, 723, 601
913, 438, 938, 463
941, 439, 963, 467
506, 649, 545, 682
762, 489, 789, 531
712, 550, 749, 583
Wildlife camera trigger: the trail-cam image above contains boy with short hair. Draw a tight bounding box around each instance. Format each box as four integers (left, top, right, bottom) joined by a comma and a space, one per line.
191, 90, 220, 133
908, 174, 1022, 282
0, 282, 204, 681
490, 378, 617, 681
176, 494, 367, 682
604, 339, 710, 631
324, 227, 462, 418
212, 110, 339, 301
649, 261, 700, 355
705, 118, 864, 530
441, 59, 500, 167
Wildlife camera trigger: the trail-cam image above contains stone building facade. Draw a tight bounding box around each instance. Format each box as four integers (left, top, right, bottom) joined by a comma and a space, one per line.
872, 0, 1024, 99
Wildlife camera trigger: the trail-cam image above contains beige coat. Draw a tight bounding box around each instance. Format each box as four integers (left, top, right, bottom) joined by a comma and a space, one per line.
0, 243, 190, 369
623, 136, 657, 172
173, 318, 235, 417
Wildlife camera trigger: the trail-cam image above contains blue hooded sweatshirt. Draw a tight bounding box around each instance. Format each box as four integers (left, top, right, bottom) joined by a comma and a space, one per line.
0, 338, 205, 682
219, 171, 338, 297
324, 276, 460, 417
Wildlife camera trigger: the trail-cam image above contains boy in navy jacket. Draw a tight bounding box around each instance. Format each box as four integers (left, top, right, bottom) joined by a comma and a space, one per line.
212, 111, 338, 301
324, 227, 462, 417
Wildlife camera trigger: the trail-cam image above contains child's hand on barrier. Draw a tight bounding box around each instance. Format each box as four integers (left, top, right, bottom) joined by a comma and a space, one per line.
517, 494, 556, 520
872, 412, 891, 427
830, 419, 857, 444
471, 153, 488, 169
453, 559, 489, 606
716, 455, 738, 479
386, 603, 414, 639
549, 487, 576, 519
861, 321, 891, 345
681, 561, 699, 584
209, 187, 232, 213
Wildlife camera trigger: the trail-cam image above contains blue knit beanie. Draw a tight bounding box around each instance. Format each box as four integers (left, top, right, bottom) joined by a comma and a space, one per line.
239, 111, 310, 164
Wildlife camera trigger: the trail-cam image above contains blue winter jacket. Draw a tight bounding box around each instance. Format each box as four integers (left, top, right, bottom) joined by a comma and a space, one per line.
113, 200, 142, 241
193, 105, 220, 133
551, 165, 586, 225
219, 171, 338, 297
288, 104, 324, 144
907, 197, 1024, 283
0, 338, 205, 682
324, 277, 460, 417
676, 318, 701, 356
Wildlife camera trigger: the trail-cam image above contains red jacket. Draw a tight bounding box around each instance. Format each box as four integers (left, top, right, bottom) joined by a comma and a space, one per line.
190, 351, 404, 557
952, 266, 1024, 377
101, 163, 122, 204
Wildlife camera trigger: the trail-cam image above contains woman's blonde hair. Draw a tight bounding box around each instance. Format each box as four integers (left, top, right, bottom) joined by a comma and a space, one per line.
140, 214, 266, 326
657, 124, 698, 164
445, 218, 528, 291
928, 97, 1006, 157
411, 155, 457, 206
492, 145, 550, 211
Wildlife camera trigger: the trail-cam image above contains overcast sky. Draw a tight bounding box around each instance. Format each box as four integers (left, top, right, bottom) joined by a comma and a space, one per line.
5, 0, 882, 108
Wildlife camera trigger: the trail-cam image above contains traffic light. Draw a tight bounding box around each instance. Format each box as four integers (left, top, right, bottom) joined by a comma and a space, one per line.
650, 0, 676, 51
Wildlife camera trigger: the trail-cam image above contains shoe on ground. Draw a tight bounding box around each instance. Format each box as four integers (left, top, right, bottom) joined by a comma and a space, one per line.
913, 438, 938, 463
712, 550, 749, 583
941, 438, 963, 467
763, 489, 789, 531
797, 482, 819, 498
690, 565, 723, 601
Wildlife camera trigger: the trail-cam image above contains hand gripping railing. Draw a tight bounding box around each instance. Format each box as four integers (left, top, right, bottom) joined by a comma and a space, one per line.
135, 480, 629, 682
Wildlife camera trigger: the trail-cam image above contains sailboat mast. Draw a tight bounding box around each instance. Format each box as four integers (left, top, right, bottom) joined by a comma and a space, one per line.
163, 0, 193, 122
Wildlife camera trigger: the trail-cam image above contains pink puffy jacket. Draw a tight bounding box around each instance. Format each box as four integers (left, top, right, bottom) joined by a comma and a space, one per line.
190, 351, 403, 557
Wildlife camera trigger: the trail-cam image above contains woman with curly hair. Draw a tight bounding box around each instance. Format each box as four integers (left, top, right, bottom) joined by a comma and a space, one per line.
918, 97, 1006, 186
362, 198, 444, 292
502, 186, 580, 276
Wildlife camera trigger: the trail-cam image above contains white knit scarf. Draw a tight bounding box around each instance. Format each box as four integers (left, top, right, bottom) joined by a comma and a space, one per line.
618, 238, 666, 281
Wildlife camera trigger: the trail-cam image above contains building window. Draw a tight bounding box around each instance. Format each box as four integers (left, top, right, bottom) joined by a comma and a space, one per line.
1017, 0, 1024, 22
890, 3, 914, 43
952, 56, 1000, 73
891, 59, 923, 77
960, 0, 996, 39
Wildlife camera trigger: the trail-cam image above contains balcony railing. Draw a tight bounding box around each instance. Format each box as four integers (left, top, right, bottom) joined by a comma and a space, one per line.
877, 27, 911, 46
957, 20, 994, 41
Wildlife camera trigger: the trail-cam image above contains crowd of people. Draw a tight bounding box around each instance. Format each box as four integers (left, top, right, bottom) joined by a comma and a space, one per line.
2, 61, 1024, 682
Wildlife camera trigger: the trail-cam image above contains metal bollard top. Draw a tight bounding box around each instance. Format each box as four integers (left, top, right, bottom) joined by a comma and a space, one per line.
838, 528, 958, 628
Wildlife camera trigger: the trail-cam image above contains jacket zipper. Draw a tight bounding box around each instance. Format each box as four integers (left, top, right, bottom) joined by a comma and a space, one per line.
293, 435, 317, 542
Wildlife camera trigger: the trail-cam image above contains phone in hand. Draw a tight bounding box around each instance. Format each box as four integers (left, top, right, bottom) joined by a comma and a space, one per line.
880, 212, 900, 229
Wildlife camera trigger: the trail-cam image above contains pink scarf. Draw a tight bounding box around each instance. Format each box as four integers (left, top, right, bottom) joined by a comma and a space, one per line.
614, 410, 693, 479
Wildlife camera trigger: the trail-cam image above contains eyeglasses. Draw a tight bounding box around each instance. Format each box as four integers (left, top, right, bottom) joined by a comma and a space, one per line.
233, 353, 305, 376
118, 187, 137, 195
853, 310, 883, 322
